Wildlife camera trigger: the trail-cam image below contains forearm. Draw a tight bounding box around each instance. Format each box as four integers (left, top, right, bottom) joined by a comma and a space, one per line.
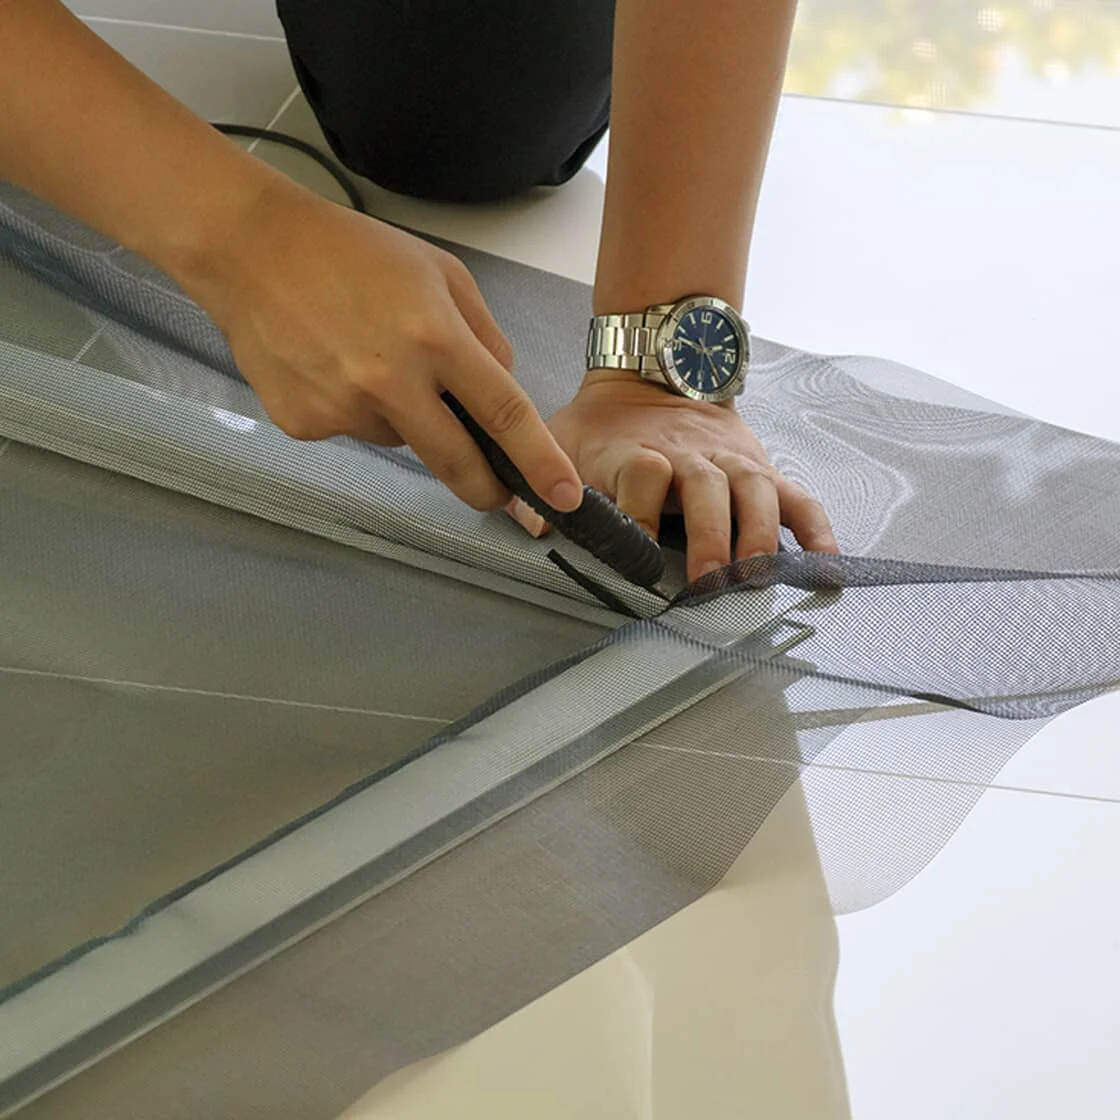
0, 0, 291, 299
594, 0, 796, 315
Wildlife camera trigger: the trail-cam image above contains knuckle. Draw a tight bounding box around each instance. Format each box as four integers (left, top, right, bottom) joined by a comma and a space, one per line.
483, 392, 533, 438
738, 523, 779, 548
435, 448, 475, 489
689, 524, 730, 545
627, 448, 673, 481
797, 490, 827, 517
717, 453, 771, 483
342, 365, 384, 403
403, 313, 454, 356
673, 455, 705, 481
679, 457, 726, 486
779, 478, 827, 515
439, 250, 471, 280
799, 497, 829, 523
492, 332, 514, 369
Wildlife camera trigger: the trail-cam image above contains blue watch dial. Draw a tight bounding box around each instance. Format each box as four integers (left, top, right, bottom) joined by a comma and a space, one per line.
669, 307, 741, 394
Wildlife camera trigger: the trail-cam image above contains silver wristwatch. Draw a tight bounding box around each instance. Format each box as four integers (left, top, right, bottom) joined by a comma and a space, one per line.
586, 295, 750, 403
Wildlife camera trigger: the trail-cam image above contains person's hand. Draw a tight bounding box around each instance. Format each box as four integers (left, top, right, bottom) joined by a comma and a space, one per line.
187, 180, 582, 514
512, 370, 839, 582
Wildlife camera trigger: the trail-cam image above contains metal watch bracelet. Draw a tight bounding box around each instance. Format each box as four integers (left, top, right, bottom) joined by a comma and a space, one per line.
585, 306, 674, 373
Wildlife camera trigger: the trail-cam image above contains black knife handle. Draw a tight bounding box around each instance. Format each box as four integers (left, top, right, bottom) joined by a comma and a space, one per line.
443, 392, 666, 590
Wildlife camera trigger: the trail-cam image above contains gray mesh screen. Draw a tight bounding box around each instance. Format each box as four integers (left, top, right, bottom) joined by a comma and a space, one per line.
1, 179, 1118, 1117
0, 438, 604, 993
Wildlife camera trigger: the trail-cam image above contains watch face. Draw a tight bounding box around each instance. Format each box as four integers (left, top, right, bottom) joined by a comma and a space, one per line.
665, 302, 744, 397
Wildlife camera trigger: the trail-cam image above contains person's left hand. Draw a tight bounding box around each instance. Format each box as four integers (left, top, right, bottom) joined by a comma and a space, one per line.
509, 370, 839, 582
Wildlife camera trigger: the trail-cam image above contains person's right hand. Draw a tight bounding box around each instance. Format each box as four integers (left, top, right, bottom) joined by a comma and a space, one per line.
188, 180, 583, 514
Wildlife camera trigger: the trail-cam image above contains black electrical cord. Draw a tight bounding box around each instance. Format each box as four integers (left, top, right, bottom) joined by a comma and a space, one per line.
211, 122, 369, 214
215, 121, 666, 592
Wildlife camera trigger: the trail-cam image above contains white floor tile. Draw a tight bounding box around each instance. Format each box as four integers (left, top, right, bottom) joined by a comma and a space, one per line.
750, 96, 1120, 442
791, 690, 1120, 804
82, 18, 296, 126
68, 0, 284, 38
835, 782, 1120, 1119
992, 690, 1120, 800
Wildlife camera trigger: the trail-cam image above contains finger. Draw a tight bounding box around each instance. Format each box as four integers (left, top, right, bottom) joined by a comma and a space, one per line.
387, 386, 509, 511
443, 256, 515, 372
675, 454, 733, 582
775, 475, 840, 553
505, 497, 551, 538
343, 397, 406, 447
445, 336, 583, 513
714, 453, 781, 560
614, 449, 674, 539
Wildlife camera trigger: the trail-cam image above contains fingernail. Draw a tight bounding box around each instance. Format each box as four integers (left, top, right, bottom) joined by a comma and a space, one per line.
699, 561, 724, 578
549, 480, 583, 512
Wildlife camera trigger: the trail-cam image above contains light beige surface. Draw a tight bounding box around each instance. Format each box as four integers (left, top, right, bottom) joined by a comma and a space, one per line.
339, 781, 849, 1120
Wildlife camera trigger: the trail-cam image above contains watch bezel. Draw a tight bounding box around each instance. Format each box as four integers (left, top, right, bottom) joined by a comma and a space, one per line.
654, 295, 750, 402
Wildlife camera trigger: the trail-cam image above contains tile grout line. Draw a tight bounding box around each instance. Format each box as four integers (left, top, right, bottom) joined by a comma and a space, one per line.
640, 740, 1120, 808
782, 90, 1120, 136
249, 85, 302, 153
0, 663, 450, 723
81, 15, 286, 43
